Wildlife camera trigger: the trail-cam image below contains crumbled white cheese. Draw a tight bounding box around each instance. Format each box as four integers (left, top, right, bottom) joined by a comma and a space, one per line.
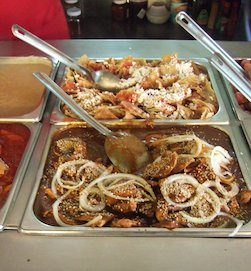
136, 83, 192, 108
175, 61, 194, 78
74, 88, 103, 111
119, 66, 157, 88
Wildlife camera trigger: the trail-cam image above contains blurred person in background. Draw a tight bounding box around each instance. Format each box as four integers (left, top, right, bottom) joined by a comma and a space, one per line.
0, 0, 70, 40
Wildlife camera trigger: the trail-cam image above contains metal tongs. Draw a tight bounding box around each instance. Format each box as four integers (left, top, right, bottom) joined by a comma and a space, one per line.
176, 11, 251, 102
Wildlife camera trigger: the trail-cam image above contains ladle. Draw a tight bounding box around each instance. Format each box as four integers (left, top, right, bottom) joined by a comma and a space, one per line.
176, 11, 251, 102
12, 24, 122, 92
33, 72, 150, 173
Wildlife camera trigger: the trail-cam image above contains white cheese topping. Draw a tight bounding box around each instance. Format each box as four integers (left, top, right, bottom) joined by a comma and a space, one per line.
74, 88, 103, 111
175, 61, 194, 78
119, 66, 158, 88
136, 83, 192, 108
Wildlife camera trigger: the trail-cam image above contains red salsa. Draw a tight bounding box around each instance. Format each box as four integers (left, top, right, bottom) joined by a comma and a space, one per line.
0, 123, 30, 208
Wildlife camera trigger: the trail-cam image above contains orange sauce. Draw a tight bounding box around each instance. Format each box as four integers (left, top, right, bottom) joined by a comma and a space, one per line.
0, 57, 52, 117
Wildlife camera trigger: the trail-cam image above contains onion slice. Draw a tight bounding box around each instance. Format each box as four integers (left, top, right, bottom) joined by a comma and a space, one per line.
215, 177, 239, 201
79, 187, 106, 212
52, 191, 72, 226
161, 174, 223, 224
210, 146, 232, 179
52, 190, 104, 226
97, 173, 156, 202
179, 185, 221, 224
51, 159, 106, 198
79, 173, 156, 212
218, 212, 244, 237
160, 174, 199, 208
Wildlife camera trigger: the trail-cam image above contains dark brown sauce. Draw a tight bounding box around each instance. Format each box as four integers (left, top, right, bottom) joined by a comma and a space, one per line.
33, 125, 251, 227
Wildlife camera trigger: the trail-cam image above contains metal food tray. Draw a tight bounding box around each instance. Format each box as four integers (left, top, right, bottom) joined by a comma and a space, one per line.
0, 122, 42, 231
0, 56, 59, 123
220, 58, 251, 148
50, 58, 230, 125
19, 123, 251, 237
221, 71, 250, 121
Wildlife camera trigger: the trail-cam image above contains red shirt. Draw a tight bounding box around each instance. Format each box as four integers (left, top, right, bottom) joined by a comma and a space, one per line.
0, 0, 70, 40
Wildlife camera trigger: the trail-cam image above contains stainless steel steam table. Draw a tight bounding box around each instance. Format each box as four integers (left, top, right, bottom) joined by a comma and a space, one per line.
0, 39, 251, 271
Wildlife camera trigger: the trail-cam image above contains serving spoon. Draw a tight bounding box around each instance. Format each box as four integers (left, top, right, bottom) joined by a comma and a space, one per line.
11, 24, 122, 92
176, 11, 251, 102
33, 72, 150, 173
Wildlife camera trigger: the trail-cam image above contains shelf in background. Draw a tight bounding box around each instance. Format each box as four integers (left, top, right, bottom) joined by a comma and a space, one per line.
72, 13, 247, 41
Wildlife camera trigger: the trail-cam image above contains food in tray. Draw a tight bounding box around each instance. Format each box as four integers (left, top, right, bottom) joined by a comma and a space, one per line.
0, 57, 52, 117
233, 59, 251, 113
60, 53, 218, 120
34, 126, 251, 235
0, 123, 30, 208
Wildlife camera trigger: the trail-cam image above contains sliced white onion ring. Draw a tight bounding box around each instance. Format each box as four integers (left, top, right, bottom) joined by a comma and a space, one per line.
179, 185, 221, 224
52, 190, 104, 226
202, 180, 230, 212
83, 215, 103, 227
51, 159, 107, 198
76, 161, 106, 182
79, 173, 156, 213
218, 212, 244, 237
160, 174, 199, 208
52, 191, 72, 226
161, 174, 223, 224
79, 187, 106, 212
215, 177, 239, 201
98, 173, 156, 202
210, 146, 232, 179
51, 159, 89, 197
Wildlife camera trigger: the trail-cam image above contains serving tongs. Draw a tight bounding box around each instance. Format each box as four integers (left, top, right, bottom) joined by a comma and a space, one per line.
11, 24, 122, 92
176, 11, 251, 102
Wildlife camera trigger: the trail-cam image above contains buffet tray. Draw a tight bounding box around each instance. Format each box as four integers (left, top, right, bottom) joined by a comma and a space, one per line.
0, 122, 41, 231
221, 58, 251, 148
241, 119, 251, 148
19, 123, 251, 237
50, 57, 230, 125
0, 56, 59, 122
221, 73, 250, 121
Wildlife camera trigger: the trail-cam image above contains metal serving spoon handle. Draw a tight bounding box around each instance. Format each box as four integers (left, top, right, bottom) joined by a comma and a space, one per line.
33, 72, 150, 173
175, 12, 243, 74
12, 24, 122, 92
12, 24, 93, 78
176, 11, 251, 102
210, 54, 251, 102
33, 72, 112, 137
